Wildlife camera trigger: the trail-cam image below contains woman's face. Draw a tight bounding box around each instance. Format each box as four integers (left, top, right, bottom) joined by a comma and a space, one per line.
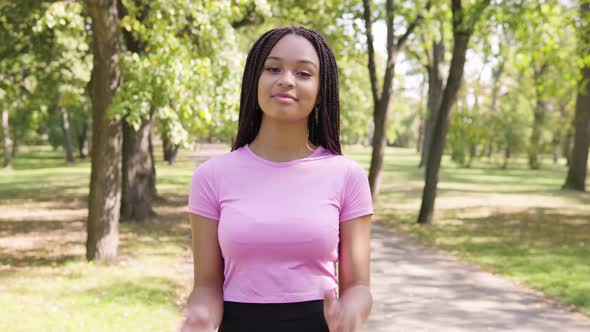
257, 34, 320, 122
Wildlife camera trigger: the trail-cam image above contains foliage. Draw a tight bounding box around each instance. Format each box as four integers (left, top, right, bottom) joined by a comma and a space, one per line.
108, 0, 270, 146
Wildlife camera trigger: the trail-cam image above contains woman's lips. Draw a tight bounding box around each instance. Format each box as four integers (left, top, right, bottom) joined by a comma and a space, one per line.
272, 93, 297, 103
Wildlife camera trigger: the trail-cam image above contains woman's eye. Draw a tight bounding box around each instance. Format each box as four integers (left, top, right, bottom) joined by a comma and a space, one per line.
298, 71, 312, 77
265, 67, 280, 73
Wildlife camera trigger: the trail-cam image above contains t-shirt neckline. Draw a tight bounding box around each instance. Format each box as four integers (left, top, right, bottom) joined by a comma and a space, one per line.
244, 143, 325, 167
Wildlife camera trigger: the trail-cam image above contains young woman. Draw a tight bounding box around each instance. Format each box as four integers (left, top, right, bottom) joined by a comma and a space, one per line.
181, 26, 374, 332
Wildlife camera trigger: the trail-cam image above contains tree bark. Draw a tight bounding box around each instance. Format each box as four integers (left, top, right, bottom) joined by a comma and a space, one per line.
121, 109, 156, 221
563, 126, 573, 166
502, 145, 511, 169
148, 122, 157, 197
528, 64, 548, 170
1, 108, 11, 169
78, 116, 89, 159
162, 134, 179, 165
10, 131, 17, 158
563, 66, 590, 190
417, 111, 424, 153
417, 0, 490, 224
86, 0, 124, 262
420, 40, 445, 168
60, 106, 76, 163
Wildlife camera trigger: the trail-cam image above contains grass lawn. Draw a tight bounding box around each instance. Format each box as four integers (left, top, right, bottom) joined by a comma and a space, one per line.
346, 146, 590, 317
0, 144, 589, 331
0, 146, 196, 332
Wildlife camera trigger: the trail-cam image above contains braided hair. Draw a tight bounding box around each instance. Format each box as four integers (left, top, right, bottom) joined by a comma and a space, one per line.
231, 26, 342, 155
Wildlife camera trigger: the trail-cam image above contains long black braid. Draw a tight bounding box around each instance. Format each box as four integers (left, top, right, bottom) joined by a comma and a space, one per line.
231, 26, 342, 155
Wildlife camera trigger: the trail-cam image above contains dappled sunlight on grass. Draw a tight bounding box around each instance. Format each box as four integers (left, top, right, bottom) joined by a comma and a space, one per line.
0, 146, 195, 331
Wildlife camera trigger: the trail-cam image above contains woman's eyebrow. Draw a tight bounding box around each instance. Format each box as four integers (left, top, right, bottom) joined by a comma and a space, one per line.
266, 56, 318, 69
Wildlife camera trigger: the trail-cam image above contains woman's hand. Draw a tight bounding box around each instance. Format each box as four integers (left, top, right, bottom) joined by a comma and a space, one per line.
180, 306, 215, 332
323, 290, 361, 332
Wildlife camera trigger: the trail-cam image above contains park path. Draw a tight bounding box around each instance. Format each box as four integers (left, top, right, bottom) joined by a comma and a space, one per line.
186, 147, 590, 331
363, 221, 590, 332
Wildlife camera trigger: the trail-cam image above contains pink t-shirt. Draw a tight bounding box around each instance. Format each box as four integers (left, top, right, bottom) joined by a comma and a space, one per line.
187, 144, 373, 303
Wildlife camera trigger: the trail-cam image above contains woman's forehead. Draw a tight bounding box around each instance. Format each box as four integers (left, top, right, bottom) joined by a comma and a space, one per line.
266, 34, 320, 66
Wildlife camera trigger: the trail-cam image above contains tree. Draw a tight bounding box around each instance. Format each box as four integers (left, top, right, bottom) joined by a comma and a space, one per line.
116, 0, 156, 221
563, 0, 590, 191
404, 8, 451, 168
86, 0, 124, 262
417, 0, 491, 224
111, 0, 269, 220
508, 1, 576, 169
0, 1, 43, 168
362, 0, 432, 201
34, 1, 93, 164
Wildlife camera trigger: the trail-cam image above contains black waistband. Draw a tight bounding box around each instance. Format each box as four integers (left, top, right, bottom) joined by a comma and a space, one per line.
223, 300, 324, 321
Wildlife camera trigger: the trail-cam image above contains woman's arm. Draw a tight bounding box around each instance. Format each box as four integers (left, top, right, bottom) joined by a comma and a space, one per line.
339, 214, 373, 321
325, 214, 373, 331
182, 213, 224, 331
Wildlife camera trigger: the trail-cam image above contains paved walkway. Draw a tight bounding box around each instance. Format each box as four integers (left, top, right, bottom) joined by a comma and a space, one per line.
363, 222, 590, 331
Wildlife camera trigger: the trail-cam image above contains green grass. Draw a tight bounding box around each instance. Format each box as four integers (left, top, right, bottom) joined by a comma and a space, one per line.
1, 144, 589, 331
0, 145, 195, 332
361, 147, 590, 317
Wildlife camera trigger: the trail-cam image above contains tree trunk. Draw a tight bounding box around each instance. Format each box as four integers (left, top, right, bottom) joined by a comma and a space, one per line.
369, 93, 394, 201
86, 0, 123, 263
363, 0, 429, 200
60, 106, 75, 163
78, 117, 89, 159
528, 100, 547, 170
417, 115, 424, 153
1, 108, 11, 169
417, 0, 488, 224
563, 126, 573, 166
552, 134, 560, 164
485, 60, 504, 158
116, 0, 158, 213
528, 64, 547, 170
162, 134, 179, 165
121, 110, 156, 221
10, 131, 17, 158
552, 102, 568, 165
563, 64, 590, 190
148, 123, 157, 198
502, 145, 511, 169
420, 41, 444, 168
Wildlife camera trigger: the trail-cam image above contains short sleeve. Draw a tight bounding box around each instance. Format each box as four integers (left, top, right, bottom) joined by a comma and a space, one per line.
339, 162, 374, 223
188, 161, 220, 221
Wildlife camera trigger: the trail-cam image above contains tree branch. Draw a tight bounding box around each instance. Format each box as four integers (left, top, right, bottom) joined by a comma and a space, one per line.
396, 0, 432, 49
362, 0, 379, 107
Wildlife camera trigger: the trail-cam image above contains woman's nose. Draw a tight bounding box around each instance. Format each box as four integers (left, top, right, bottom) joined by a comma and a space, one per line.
277, 71, 296, 88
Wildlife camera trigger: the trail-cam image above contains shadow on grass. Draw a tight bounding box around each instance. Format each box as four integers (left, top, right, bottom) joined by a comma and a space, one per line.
0, 251, 81, 269
0, 178, 89, 203
0, 217, 85, 268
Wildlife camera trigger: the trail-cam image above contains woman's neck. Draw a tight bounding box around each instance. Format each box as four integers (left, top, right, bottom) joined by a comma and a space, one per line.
249, 116, 317, 162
